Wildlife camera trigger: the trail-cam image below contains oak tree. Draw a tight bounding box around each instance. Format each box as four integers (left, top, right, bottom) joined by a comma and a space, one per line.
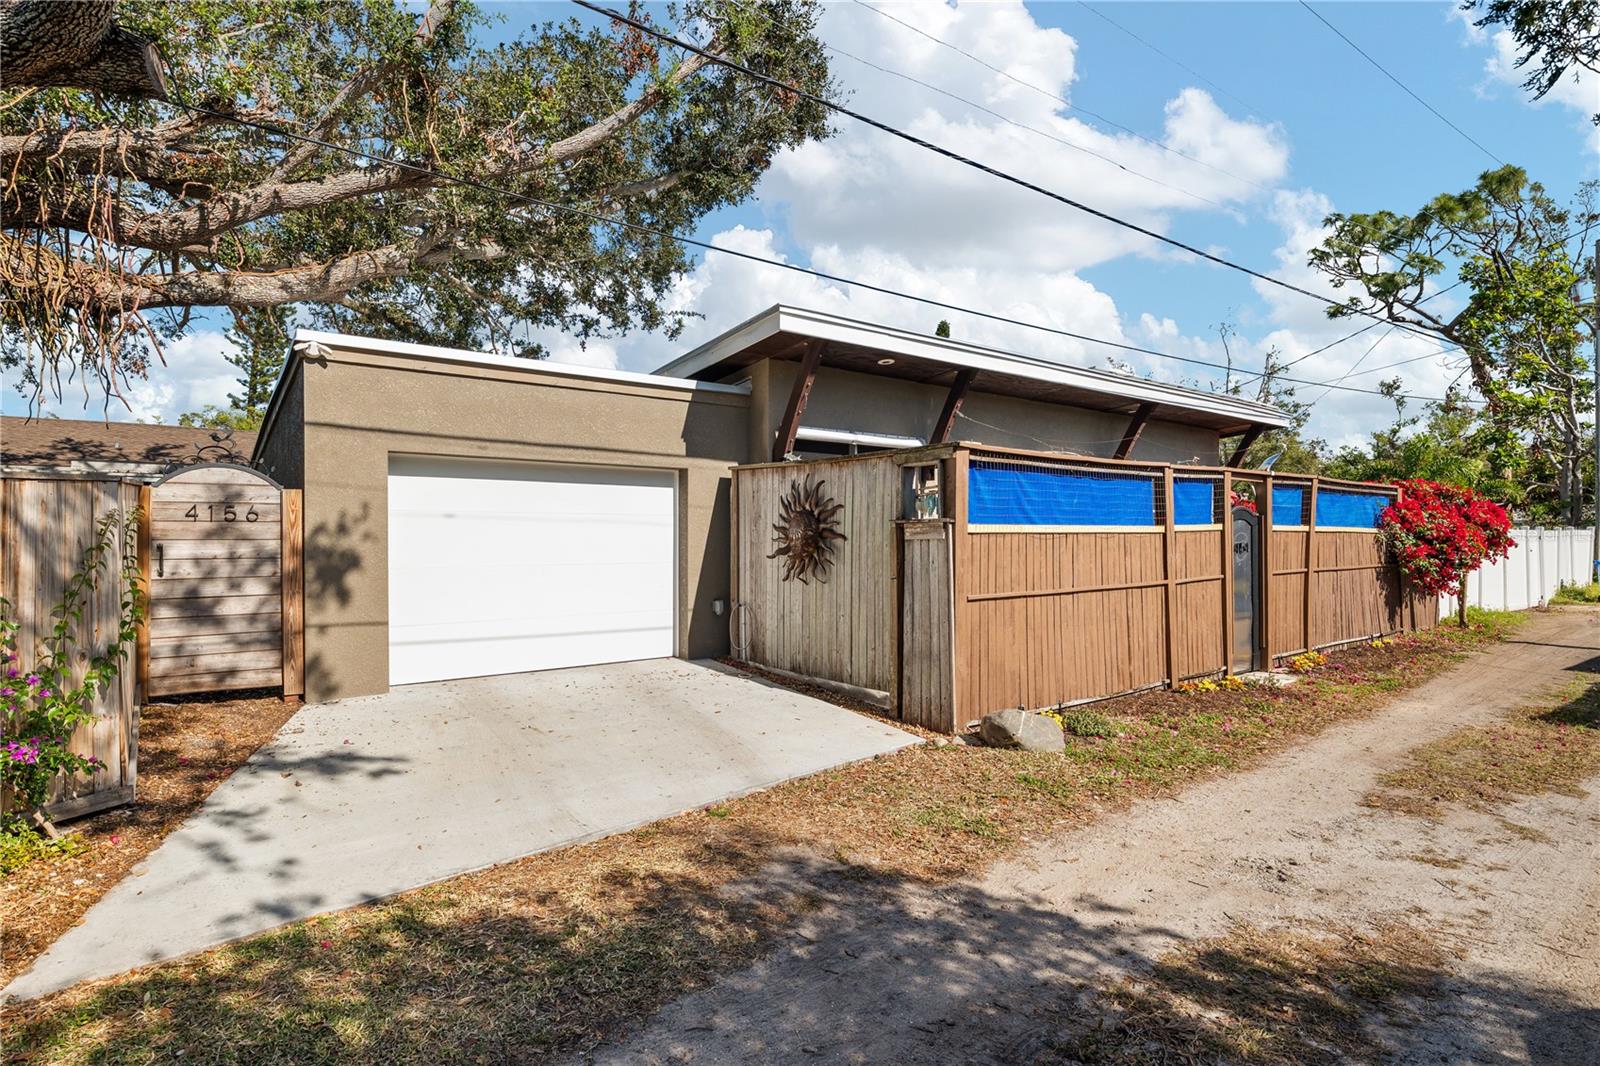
0, 0, 834, 410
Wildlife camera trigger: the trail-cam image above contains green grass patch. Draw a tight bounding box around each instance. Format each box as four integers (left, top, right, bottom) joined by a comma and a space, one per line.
912, 804, 1006, 839
1550, 581, 1600, 605
1058, 708, 1118, 738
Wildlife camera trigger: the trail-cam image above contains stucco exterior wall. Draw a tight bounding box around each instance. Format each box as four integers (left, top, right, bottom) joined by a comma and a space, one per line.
747, 362, 1223, 464
295, 346, 749, 702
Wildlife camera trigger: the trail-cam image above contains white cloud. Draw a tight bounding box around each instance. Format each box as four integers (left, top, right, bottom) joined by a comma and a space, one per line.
3, 328, 240, 424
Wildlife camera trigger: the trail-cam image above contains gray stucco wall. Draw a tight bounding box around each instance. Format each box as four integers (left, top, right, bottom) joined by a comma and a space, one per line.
292, 346, 749, 702
747, 362, 1223, 464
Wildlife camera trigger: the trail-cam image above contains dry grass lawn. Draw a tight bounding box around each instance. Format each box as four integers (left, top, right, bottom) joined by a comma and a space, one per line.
1050, 921, 1452, 1065
1365, 675, 1600, 818
7, 614, 1518, 1065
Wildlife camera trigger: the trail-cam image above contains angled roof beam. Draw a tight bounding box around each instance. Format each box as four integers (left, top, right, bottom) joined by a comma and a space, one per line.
1226, 426, 1265, 468
1113, 402, 1157, 460
931, 368, 977, 444
773, 340, 824, 461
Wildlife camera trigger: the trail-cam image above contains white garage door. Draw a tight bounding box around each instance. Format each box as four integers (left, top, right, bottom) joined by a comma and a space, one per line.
388, 457, 675, 685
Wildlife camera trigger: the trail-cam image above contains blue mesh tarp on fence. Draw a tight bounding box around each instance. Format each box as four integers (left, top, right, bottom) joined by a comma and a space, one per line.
1174, 479, 1216, 525
1316, 489, 1390, 528
968, 462, 1155, 526
1270, 485, 1305, 525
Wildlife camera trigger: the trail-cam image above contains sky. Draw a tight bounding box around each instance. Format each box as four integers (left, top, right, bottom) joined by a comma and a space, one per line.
8, 0, 1595, 450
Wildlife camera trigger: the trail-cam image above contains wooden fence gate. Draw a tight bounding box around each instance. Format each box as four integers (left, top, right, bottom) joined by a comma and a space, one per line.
141, 464, 303, 699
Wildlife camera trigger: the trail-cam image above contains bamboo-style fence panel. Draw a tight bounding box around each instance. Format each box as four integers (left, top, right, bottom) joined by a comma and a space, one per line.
949, 448, 1437, 729
1, 476, 141, 820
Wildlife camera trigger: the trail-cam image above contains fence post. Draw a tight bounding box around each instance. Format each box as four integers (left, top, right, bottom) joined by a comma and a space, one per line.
1162, 466, 1177, 687
1261, 472, 1274, 666
1221, 470, 1233, 675
136, 484, 152, 703
280, 488, 304, 701
1305, 479, 1318, 653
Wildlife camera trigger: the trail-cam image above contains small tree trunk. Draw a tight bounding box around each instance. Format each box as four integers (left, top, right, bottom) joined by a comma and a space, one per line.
1457, 575, 1470, 627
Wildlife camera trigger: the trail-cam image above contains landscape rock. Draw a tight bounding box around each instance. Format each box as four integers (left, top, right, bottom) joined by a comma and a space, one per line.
978, 709, 1064, 752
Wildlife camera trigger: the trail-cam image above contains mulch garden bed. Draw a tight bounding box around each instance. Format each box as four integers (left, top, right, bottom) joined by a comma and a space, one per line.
1, 692, 297, 988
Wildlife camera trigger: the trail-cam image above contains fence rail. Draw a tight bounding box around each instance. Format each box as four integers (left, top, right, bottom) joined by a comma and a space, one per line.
1440, 527, 1596, 615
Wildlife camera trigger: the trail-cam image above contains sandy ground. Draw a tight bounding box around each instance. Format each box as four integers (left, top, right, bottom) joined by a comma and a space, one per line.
580, 609, 1600, 1065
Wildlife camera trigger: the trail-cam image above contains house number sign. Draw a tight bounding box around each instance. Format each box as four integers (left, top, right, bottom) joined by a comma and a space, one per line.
182, 502, 263, 523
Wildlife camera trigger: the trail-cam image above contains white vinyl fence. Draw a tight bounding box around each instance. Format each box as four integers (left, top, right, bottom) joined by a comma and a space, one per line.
1440, 527, 1596, 616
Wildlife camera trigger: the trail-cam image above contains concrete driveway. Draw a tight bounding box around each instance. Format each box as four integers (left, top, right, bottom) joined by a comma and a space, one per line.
6, 659, 917, 1001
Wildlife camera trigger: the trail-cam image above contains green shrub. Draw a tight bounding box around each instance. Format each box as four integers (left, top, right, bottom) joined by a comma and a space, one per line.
1058, 708, 1119, 738
0, 814, 87, 876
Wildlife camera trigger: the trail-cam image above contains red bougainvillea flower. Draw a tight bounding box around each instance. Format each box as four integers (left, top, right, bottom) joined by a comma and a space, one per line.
1380, 480, 1514, 597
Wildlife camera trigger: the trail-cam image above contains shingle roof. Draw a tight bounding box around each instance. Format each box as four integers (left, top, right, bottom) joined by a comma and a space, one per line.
1, 416, 258, 468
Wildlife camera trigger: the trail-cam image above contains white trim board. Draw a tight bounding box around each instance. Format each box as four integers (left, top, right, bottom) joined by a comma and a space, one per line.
655, 305, 1291, 430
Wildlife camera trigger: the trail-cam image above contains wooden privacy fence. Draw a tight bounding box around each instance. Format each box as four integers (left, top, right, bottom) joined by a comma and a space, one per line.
1, 465, 305, 822
1, 476, 141, 820
732, 444, 1437, 733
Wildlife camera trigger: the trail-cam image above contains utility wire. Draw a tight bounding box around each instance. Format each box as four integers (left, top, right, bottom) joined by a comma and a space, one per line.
1078, 2, 1263, 117
167, 98, 1475, 404
570, 0, 1460, 351
823, 42, 1227, 209
1298, 1, 1503, 165
848, 0, 1274, 195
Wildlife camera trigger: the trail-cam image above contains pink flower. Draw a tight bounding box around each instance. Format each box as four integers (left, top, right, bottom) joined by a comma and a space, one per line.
109, 834, 122, 845
319, 939, 332, 950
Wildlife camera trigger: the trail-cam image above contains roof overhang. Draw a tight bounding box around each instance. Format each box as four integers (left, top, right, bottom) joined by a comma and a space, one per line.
653, 305, 1291, 436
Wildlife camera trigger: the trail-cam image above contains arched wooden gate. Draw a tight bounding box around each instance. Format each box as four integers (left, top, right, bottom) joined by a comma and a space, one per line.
139, 464, 303, 699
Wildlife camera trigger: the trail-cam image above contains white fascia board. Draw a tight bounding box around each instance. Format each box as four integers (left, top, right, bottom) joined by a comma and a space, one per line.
250, 328, 751, 466
292, 328, 751, 395
654, 304, 1291, 430
795, 426, 926, 449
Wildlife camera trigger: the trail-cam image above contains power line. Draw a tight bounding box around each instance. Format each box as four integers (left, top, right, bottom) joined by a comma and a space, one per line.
570, 0, 1460, 352
1077, 2, 1262, 117
848, 0, 1274, 196
1305, 327, 1398, 405
165, 99, 1475, 404
1298, 1, 1503, 165
823, 42, 1228, 209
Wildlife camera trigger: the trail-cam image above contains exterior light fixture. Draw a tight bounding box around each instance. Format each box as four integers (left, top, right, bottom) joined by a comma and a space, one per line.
877, 357, 895, 366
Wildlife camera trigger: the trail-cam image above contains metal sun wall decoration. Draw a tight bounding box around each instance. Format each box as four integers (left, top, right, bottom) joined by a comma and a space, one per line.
768, 476, 847, 584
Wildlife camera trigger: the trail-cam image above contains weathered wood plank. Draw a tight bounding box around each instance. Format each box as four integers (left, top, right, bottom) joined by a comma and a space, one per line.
152, 519, 281, 541
147, 610, 282, 638
148, 667, 283, 696
150, 630, 281, 658
150, 575, 281, 599
149, 648, 282, 678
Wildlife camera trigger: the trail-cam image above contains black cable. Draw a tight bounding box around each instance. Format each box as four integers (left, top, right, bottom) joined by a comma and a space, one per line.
848, 0, 1274, 195
823, 42, 1227, 209
569, 0, 1459, 351
1299, 1, 1503, 165
1078, 2, 1262, 117
166, 96, 1474, 405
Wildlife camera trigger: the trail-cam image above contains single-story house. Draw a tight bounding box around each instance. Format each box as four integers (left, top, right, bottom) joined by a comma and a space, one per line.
1, 417, 257, 481
250, 304, 1291, 705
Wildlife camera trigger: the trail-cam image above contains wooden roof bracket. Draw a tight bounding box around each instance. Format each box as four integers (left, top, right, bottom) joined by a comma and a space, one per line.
931, 368, 978, 444
1225, 425, 1265, 468
1113, 402, 1157, 460
772, 339, 824, 461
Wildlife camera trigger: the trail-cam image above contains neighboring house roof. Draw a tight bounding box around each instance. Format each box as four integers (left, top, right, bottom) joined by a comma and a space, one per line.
653, 305, 1291, 436
1, 416, 257, 477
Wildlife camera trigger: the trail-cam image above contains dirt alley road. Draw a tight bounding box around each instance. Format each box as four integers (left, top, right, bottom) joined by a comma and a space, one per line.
580, 609, 1600, 1066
